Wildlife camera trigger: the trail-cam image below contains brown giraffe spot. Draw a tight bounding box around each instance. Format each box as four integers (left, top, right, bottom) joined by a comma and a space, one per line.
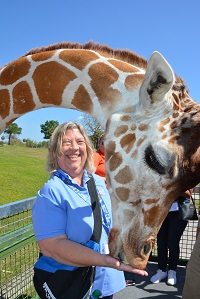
31, 51, 56, 61
116, 187, 130, 201
172, 112, 179, 118
131, 149, 138, 158
109, 152, 123, 172
138, 124, 149, 131
114, 125, 128, 137
130, 200, 140, 207
71, 85, 93, 113
0, 89, 10, 119
170, 130, 177, 136
143, 205, 160, 228
145, 198, 159, 204
114, 165, 133, 184
89, 62, 121, 110
13, 81, 35, 114
181, 117, 187, 125
170, 120, 178, 129
0, 57, 30, 85
108, 59, 140, 73
159, 126, 165, 133
168, 136, 178, 144
59, 50, 99, 70
125, 74, 144, 92
159, 117, 170, 126
131, 124, 137, 131
162, 134, 168, 139
120, 133, 136, 154
172, 93, 179, 106
158, 117, 170, 132
106, 141, 116, 161
120, 115, 131, 122
137, 136, 147, 147
108, 228, 119, 255
33, 61, 76, 104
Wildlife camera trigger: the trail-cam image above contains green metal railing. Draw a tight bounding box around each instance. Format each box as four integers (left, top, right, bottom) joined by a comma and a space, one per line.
0, 189, 200, 298
0, 197, 39, 299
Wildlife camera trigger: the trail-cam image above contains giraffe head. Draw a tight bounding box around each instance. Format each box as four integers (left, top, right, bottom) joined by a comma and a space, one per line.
1, 42, 200, 270
105, 51, 200, 269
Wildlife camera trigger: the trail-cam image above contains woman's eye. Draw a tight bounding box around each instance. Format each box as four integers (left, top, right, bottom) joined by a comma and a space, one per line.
77, 141, 85, 145
62, 141, 71, 146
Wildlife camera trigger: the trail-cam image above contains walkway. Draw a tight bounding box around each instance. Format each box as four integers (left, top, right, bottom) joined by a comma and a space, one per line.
114, 262, 185, 298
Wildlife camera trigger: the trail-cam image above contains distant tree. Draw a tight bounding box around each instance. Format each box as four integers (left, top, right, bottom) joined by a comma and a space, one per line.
81, 114, 104, 149
4, 123, 22, 145
40, 120, 59, 139
1, 135, 5, 142
10, 136, 24, 146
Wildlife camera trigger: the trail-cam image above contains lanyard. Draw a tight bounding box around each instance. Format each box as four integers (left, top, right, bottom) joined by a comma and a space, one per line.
53, 169, 111, 235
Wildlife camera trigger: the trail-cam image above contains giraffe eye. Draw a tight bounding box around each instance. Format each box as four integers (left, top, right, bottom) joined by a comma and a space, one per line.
144, 145, 166, 175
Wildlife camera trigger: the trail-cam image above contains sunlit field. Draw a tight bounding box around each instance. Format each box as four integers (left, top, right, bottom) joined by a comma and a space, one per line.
0, 146, 49, 205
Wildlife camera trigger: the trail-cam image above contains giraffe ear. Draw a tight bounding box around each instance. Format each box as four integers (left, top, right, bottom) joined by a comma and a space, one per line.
139, 51, 175, 108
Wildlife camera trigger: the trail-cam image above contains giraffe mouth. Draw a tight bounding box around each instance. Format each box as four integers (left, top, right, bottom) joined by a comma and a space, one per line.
117, 240, 154, 269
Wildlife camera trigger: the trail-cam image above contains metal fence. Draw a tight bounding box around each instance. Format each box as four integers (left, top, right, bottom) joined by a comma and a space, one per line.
0, 197, 39, 299
0, 189, 200, 298
150, 186, 200, 264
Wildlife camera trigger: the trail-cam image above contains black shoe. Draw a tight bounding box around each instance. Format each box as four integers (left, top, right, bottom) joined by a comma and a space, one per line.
126, 279, 136, 286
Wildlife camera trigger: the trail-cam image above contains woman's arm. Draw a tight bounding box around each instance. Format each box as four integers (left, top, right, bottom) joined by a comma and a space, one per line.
38, 235, 148, 276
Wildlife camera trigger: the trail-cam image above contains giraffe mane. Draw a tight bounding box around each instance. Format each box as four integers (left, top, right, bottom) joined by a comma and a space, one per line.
23, 41, 148, 70
2, 41, 187, 106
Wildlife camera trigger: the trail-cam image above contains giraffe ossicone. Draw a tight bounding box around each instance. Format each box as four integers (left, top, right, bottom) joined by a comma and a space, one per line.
1, 41, 200, 269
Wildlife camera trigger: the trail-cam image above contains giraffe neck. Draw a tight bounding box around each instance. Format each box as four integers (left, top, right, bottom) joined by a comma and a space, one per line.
0, 48, 145, 133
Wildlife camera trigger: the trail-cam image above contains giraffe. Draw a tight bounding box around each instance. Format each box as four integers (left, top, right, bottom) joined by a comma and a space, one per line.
1, 41, 200, 270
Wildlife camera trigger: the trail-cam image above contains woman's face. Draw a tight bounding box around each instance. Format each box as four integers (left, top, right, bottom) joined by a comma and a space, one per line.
57, 128, 87, 180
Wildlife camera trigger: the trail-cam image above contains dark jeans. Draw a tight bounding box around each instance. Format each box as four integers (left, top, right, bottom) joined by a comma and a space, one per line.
157, 211, 187, 271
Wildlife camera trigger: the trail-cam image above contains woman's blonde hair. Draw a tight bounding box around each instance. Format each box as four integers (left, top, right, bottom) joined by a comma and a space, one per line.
46, 121, 94, 174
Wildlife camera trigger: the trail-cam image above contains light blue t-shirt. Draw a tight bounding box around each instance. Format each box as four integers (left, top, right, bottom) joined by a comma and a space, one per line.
32, 169, 125, 297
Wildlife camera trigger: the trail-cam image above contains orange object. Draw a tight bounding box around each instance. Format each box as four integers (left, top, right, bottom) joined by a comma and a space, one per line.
94, 149, 105, 178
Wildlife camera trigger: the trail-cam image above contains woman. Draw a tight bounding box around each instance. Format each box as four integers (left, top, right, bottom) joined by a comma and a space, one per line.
32, 122, 147, 299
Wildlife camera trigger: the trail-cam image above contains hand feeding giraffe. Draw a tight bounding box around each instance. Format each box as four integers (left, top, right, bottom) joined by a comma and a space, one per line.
1, 41, 200, 270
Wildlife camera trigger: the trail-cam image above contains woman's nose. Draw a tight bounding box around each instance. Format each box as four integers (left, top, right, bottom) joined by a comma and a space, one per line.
70, 141, 79, 149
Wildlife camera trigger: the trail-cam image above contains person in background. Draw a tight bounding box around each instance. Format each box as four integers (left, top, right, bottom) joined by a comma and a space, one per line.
32, 122, 147, 299
93, 133, 106, 181
182, 208, 200, 299
150, 189, 193, 286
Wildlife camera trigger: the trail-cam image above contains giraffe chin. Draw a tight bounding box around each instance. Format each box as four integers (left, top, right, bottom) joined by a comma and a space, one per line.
117, 249, 150, 270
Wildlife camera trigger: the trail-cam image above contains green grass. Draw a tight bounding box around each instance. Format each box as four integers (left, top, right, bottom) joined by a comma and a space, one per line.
0, 146, 49, 205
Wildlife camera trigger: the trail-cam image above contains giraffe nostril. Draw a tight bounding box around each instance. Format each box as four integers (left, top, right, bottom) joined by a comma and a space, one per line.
143, 242, 151, 256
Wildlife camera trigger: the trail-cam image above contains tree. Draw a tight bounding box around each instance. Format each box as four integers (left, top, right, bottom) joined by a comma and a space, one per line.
4, 123, 22, 145
81, 114, 104, 149
40, 120, 59, 139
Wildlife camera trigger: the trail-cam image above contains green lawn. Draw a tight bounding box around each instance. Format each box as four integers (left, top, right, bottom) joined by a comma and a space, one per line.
0, 146, 49, 205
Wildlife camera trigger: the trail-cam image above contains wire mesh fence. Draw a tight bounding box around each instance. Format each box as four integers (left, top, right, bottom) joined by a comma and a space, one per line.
150, 186, 200, 264
0, 189, 200, 298
0, 197, 39, 299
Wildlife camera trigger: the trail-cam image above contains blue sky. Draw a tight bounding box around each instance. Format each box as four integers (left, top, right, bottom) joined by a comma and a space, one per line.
1, 0, 200, 142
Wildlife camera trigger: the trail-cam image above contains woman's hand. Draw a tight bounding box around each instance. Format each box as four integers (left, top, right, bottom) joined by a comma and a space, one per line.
103, 255, 148, 276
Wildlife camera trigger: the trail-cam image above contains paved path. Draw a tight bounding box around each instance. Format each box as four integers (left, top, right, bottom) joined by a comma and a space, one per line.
114, 262, 186, 299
